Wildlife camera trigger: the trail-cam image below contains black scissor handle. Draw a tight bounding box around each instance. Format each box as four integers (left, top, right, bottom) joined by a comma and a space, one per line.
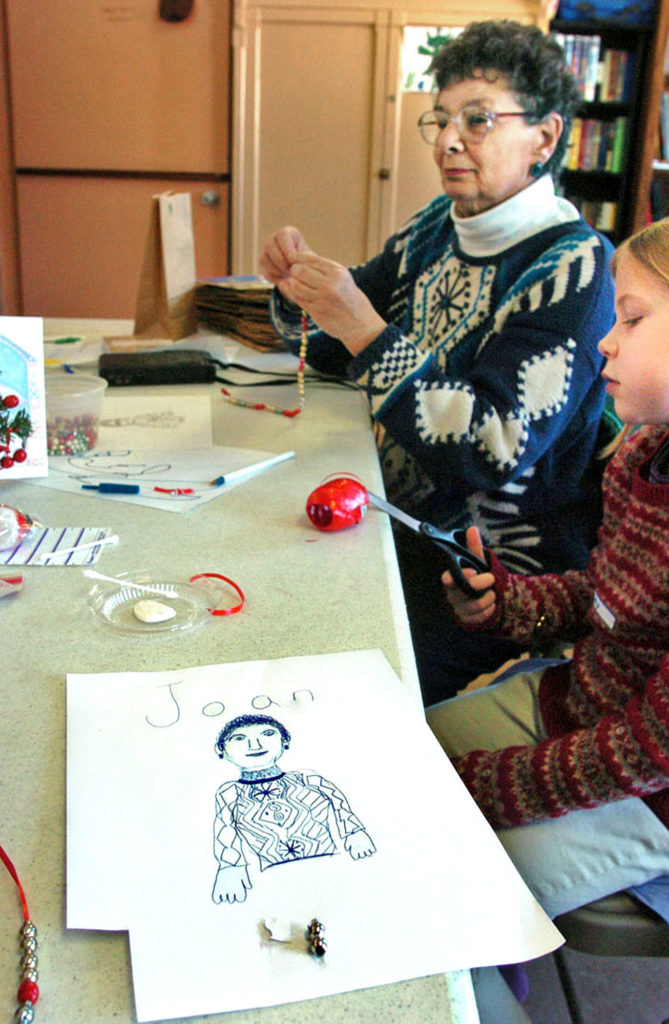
419, 522, 490, 600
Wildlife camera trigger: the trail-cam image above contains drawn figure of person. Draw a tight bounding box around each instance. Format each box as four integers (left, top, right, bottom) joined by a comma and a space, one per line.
211, 714, 376, 904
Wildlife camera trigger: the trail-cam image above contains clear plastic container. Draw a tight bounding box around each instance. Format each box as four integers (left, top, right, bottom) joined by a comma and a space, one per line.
86, 570, 228, 636
45, 374, 107, 455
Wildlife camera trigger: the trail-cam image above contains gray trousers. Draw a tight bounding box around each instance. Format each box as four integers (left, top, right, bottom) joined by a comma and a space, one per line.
427, 665, 669, 1024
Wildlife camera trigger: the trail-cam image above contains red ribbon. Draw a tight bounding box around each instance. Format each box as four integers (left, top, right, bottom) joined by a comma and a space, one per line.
190, 573, 245, 616
0, 842, 29, 921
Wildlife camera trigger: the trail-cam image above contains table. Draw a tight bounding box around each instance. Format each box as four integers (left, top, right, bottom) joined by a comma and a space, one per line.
0, 320, 479, 1023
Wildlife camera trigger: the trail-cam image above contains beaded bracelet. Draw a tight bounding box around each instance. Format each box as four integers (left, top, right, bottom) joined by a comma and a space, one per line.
0, 843, 39, 1022
220, 311, 308, 418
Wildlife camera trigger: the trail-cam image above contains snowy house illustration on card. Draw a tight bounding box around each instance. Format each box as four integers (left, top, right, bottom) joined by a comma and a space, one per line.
0, 317, 48, 480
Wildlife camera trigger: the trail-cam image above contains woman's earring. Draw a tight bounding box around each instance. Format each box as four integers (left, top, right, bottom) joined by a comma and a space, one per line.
530, 161, 544, 178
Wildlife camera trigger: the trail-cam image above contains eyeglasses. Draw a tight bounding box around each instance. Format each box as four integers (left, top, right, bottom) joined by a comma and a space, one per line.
417, 106, 528, 145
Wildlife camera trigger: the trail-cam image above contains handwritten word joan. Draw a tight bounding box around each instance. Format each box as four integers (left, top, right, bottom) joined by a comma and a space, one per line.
145, 680, 315, 729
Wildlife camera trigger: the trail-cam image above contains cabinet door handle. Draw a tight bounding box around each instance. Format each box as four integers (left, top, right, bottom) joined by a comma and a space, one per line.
159, 0, 194, 22
378, 168, 391, 180
200, 190, 221, 208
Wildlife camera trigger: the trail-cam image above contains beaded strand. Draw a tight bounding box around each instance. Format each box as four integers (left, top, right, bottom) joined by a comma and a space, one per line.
220, 311, 308, 418
0, 844, 39, 1022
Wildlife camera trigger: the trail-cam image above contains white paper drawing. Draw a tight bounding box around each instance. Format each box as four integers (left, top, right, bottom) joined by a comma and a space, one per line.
66, 650, 563, 1023
36, 444, 295, 512
97, 393, 212, 449
212, 714, 376, 904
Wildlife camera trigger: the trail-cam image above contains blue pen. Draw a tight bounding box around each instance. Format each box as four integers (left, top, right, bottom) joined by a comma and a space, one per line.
81, 483, 140, 494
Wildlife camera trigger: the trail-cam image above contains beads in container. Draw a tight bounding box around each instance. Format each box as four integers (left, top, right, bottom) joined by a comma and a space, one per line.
46, 413, 100, 454
45, 374, 107, 455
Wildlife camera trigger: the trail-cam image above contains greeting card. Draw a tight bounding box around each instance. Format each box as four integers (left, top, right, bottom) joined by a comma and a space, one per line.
0, 317, 47, 479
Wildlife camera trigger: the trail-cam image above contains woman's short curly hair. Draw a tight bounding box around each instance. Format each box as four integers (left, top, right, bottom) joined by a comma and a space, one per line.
429, 20, 580, 178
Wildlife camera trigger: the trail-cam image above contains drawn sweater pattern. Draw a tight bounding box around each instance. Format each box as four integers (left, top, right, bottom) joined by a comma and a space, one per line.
271, 185, 614, 575
455, 425, 669, 831
213, 770, 367, 872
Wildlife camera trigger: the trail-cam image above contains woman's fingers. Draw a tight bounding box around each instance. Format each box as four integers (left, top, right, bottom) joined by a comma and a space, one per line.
259, 226, 310, 283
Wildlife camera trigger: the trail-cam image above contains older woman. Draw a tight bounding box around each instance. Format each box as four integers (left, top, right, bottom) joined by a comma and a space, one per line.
260, 20, 615, 705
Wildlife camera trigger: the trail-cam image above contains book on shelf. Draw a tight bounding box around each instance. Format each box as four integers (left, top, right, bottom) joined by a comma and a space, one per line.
661, 92, 669, 162
567, 118, 583, 169
194, 276, 287, 352
610, 117, 627, 173
552, 32, 601, 101
565, 194, 618, 233
598, 50, 635, 103
595, 201, 617, 233
565, 115, 627, 171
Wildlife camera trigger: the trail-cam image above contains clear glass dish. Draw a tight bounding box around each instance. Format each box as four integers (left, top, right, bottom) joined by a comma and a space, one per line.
86, 570, 221, 636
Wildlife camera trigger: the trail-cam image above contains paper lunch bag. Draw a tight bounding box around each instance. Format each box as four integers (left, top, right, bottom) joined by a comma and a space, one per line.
133, 191, 197, 341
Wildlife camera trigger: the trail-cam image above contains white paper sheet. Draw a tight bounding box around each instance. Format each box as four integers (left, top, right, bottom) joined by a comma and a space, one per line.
35, 445, 295, 512
97, 393, 213, 449
66, 650, 562, 1022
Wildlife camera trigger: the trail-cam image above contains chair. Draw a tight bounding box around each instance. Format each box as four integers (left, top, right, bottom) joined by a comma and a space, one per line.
551, 891, 669, 1023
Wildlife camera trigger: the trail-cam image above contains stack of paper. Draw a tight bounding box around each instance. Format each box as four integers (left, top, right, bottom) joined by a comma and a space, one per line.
195, 276, 286, 351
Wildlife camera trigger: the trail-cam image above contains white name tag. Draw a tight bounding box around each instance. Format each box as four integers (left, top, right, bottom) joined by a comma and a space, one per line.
594, 590, 616, 630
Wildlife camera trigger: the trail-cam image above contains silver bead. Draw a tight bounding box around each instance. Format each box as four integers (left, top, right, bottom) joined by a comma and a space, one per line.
21, 953, 38, 972
14, 1004, 35, 1024
307, 918, 327, 956
20, 922, 37, 941
20, 935, 37, 954
21, 968, 39, 983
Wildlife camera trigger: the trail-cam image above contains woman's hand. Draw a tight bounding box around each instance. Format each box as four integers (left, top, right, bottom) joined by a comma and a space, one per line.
443, 526, 497, 625
260, 226, 386, 354
259, 226, 310, 291
285, 250, 387, 354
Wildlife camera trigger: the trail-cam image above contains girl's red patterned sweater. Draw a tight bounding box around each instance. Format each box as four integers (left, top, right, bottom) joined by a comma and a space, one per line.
455, 424, 669, 830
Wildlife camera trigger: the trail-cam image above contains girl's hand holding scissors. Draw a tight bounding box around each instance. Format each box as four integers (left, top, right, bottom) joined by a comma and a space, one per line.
441, 526, 497, 626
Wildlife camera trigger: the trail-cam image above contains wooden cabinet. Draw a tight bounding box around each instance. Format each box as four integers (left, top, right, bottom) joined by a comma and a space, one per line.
550, 1, 669, 241
1, 0, 231, 317
15, 176, 229, 319
6, 0, 667, 315
230, 0, 550, 274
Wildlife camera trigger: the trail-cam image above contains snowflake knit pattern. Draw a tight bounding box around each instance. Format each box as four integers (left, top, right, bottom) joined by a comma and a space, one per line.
272, 192, 614, 577
456, 425, 669, 829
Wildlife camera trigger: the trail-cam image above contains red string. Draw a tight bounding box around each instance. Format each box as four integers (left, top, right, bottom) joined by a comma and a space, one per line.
190, 573, 245, 616
0, 842, 30, 921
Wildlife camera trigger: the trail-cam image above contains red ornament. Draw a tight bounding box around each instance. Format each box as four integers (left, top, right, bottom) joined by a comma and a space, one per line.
12, 449, 27, 463
3, 394, 19, 409
17, 979, 39, 1004
1, 455, 14, 469
306, 476, 369, 531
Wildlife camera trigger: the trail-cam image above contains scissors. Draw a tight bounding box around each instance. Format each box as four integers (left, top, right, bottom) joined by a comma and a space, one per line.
367, 492, 489, 600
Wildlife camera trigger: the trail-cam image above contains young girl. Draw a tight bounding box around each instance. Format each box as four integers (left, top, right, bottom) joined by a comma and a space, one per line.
427, 217, 669, 1024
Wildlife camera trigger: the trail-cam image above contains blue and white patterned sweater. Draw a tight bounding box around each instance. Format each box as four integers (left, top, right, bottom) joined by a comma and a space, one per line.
271, 186, 615, 574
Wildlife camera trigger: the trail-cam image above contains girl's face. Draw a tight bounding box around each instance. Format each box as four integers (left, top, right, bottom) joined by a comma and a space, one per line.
598, 249, 669, 426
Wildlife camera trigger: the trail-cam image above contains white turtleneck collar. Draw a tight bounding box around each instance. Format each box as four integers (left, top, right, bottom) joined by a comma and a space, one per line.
451, 174, 580, 258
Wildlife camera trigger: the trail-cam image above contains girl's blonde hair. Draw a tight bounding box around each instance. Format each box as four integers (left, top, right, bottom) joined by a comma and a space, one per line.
599, 217, 669, 459
611, 216, 669, 286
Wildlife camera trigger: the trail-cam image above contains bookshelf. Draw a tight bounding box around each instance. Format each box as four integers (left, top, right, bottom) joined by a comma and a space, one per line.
551, 6, 669, 241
